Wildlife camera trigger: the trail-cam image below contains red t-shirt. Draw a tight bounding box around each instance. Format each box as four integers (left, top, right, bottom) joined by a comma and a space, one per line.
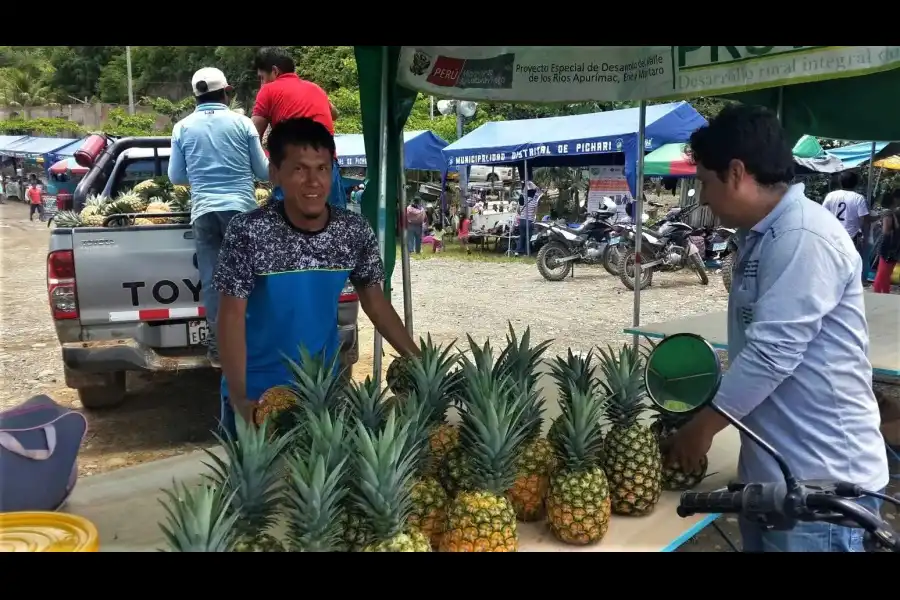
28, 186, 43, 205
459, 218, 470, 237
253, 73, 335, 135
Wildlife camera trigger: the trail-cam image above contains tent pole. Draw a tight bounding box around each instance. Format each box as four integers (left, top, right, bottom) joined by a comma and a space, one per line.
776, 87, 784, 121
373, 46, 390, 387
397, 133, 415, 337
524, 158, 530, 257
865, 141, 877, 207
632, 100, 647, 351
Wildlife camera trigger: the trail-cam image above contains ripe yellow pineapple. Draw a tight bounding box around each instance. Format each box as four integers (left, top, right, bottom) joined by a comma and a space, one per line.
255, 187, 272, 207
132, 179, 161, 197
546, 385, 611, 545
79, 194, 108, 227
598, 344, 662, 516
650, 413, 709, 491
144, 198, 173, 224
440, 338, 531, 552
115, 191, 147, 214
256, 386, 297, 426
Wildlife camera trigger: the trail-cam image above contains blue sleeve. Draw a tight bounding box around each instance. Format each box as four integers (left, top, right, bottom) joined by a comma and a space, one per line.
245, 118, 269, 181
168, 125, 189, 185
713, 229, 852, 420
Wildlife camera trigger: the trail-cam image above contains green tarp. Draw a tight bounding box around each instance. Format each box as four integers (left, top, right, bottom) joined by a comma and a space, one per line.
792, 135, 824, 159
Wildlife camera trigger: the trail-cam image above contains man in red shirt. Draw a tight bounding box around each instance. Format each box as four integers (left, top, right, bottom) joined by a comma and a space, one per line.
252, 47, 346, 209
27, 183, 44, 222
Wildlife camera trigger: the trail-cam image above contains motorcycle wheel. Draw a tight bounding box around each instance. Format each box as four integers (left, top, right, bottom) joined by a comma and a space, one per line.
601, 243, 621, 276
690, 253, 709, 285
536, 241, 573, 282
617, 248, 654, 291
721, 254, 733, 292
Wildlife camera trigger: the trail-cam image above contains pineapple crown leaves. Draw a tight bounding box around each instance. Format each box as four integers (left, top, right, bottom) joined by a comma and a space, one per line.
202, 414, 293, 535
282, 346, 348, 416
596, 343, 648, 426
349, 411, 420, 541
296, 405, 353, 478
158, 480, 241, 552
549, 348, 601, 407
345, 376, 389, 434
456, 372, 534, 494
406, 335, 460, 422
495, 323, 552, 440
283, 449, 349, 552
550, 387, 609, 473
393, 389, 435, 474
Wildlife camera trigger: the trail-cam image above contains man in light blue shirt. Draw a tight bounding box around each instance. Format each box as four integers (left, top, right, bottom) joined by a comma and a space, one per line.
169, 67, 269, 367
664, 104, 889, 552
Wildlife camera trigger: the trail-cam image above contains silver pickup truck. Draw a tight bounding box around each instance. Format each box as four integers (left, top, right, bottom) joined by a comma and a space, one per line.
49, 136, 359, 409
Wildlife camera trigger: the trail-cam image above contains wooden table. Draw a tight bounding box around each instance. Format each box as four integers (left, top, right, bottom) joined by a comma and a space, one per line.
624, 292, 900, 379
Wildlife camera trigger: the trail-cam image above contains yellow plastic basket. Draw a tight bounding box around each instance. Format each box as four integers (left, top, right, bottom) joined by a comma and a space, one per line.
0, 512, 99, 552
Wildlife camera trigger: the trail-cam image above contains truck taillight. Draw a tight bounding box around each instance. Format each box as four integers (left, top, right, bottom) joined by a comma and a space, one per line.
339, 282, 358, 303
47, 250, 78, 320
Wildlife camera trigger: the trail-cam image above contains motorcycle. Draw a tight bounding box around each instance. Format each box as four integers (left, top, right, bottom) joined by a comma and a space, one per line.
535, 209, 617, 281
530, 218, 570, 254
646, 334, 900, 553
616, 205, 709, 290
602, 203, 662, 277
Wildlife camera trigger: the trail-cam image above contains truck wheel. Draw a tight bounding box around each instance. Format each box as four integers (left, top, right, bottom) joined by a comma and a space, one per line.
71, 371, 127, 410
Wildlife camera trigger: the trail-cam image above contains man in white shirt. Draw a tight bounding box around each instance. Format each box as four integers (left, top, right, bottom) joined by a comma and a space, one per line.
822, 172, 870, 244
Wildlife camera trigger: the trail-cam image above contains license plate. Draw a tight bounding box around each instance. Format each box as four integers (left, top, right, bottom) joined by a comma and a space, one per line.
713, 242, 728, 251
187, 320, 209, 346
608, 236, 620, 245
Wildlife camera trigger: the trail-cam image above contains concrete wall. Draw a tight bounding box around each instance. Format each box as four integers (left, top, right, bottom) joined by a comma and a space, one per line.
0, 103, 169, 131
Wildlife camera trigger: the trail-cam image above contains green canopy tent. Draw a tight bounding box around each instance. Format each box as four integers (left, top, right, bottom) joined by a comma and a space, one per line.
353, 46, 900, 380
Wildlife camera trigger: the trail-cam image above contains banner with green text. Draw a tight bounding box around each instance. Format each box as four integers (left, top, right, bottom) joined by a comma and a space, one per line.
396, 46, 900, 103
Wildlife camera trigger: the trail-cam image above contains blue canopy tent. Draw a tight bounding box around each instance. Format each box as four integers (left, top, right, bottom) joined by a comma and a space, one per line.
826, 141, 891, 169
45, 137, 87, 166
0, 135, 27, 155
0, 136, 79, 164
336, 130, 455, 172
441, 101, 707, 198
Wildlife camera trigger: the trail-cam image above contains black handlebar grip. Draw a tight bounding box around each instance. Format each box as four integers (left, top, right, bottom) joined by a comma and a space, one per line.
679, 491, 743, 515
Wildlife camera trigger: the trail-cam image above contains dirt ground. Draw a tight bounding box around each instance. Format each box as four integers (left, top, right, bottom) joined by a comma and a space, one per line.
1, 200, 896, 551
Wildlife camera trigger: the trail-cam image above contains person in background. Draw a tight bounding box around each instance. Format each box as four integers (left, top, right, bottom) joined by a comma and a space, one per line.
406, 196, 425, 254
214, 118, 417, 431
822, 172, 873, 255
168, 67, 269, 369
0, 175, 6, 204
251, 47, 345, 209
664, 104, 888, 552
27, 182, 44, 221
424, 220, 444, 253
515, 181, 539, 257
873, 190, 900, 294
457, 212, 471, 254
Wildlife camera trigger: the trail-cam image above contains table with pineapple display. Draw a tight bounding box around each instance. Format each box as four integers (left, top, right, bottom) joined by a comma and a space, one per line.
623, 292, 900, 380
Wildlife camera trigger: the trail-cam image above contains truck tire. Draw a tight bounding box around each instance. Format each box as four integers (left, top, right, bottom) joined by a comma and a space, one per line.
74, 371, 127, 410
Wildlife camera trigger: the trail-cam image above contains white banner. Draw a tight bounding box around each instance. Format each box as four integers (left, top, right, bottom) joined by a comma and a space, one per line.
397, 46, 900, 103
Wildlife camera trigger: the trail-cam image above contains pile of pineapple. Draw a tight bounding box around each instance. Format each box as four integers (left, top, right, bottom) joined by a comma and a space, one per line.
53, 177, 192, 229
158, 325, 709, 552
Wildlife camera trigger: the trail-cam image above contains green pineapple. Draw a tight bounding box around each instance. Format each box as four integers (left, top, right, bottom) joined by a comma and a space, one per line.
495, 323, 554, 522
282, 407, 350, 552
598, 344, 662, 516
546, 387, 611, 545
351, 410, 432, 552
158, 481, 240, 552
52, 210, 83, 228
439, 346, 532, 552
201, 414, 294, 551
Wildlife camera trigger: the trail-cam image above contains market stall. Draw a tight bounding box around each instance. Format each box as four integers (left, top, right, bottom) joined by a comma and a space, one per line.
336, 129, 453, 172
0, 135, 79, 162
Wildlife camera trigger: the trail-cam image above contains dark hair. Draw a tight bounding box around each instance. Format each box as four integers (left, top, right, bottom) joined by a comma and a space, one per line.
688, 104, 794, 186
880, 191, 895, 209
254, 47, 295, 75
196, 89, 227, 105
267, 118, 336, 168
839, 171, 859, 190
434, 220, 443, 232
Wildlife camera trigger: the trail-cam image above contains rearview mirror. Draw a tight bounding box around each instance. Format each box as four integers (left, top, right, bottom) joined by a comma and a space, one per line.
644, 333, 721, 414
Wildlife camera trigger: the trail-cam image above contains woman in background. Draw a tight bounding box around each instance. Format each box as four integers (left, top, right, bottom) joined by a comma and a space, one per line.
873, 190, 900, 294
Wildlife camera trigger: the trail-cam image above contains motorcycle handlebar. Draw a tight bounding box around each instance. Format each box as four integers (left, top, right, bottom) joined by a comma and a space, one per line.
677, 490, 743, 517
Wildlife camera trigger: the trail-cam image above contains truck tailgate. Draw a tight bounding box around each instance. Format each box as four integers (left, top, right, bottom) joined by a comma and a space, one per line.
72, 226, 204, 342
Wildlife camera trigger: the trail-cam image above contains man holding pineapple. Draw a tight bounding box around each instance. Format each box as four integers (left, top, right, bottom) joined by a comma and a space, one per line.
664, 104, 889, 552
214, 117, 417, 431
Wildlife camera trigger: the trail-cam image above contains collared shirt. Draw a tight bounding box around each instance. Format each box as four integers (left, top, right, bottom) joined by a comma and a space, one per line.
715, 183, 888, 491
168, 103, 269, 223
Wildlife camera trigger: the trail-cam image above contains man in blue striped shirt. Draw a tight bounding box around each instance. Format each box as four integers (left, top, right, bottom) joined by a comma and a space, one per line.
663, 104, 889, 552
515, 181, 540, 256
168, 67, 270, 367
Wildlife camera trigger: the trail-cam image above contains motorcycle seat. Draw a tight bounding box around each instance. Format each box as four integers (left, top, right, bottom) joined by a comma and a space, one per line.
642, 227, 665, 238
556, 223, 588, 235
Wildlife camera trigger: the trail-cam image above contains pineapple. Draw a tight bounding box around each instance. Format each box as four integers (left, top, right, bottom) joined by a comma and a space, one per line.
52, 211, 83, 228
102, 197, 138, 227
116, 191, 147, 214
132, 178, 161, 198
158, 481, 240, 552
496, 324, 554, 522
201, 414, 294, 551
169, 188, 192, 223
256, 187, 272, 207
350, 411, 432, 552
650, 412, 709, 491
598, 344, 662, 516
144, 198, 173, 225
546, 387, 611, 545
134, 218, 155, 226
439, 340, 531, 552
344, 376, 388, 434
547, 349, 602, 448
283, 406, 351, 552
79, 194, 108, 227
255, 386, 296, 428
386, 354, 415, 396
173, 185, 191, 204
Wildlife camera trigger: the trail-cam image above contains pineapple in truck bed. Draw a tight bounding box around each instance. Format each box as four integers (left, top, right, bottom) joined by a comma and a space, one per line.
495, 323, 555, 522
201, 414, 293, 551
598, 344, 662, 516
115, 191, 147, 214
158, 481, 241, 552
78, 194, 108, 227
52, 211, 83, 228
440, 339, 532, 552
101, 197, 140, 227
350, 411, 432, 552
144, 197, 173, 224
283, 406, 351, 552
546, 387, 611, 545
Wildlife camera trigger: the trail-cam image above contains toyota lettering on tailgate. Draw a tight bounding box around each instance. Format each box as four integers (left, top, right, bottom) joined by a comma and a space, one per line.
122, 278, 201, 307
